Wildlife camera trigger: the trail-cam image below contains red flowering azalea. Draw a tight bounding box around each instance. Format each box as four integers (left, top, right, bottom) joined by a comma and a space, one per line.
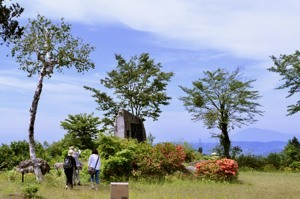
195, 158, 238, 181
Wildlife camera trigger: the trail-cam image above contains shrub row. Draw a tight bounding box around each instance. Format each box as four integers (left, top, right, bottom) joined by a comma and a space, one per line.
98, 135, 187, 181
236, 153, 300, 171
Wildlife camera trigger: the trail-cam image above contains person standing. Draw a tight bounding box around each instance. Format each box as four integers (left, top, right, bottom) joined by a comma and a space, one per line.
64, 149, 77, 189
72, 148, 82, 186
88, 148, 101, 190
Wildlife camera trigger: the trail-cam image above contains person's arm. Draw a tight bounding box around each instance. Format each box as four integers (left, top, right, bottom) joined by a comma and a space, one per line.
88, 155, 92, 167
72, 157, 77, 170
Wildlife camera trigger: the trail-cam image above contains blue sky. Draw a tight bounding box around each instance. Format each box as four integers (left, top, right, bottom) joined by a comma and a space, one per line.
1, 0, 300, 144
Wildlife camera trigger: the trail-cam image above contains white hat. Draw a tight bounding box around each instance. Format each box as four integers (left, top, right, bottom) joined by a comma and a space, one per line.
68, 149, 74, 156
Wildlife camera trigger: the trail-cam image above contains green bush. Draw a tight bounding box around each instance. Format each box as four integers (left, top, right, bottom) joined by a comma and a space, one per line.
265, 153, 283, 170
98, 136, 139, 181
0, 144, 13, 170
289, 161, 300, 171
180, 142, 200, 163
236, 154, 265, 170
98, 135, 189, 181
98, 134, 124, 159
282, 137, 300, 166
22, 184, 39, 198
0, 140, 49, 171
43, 141, 64, 160
101, 149, 135, 181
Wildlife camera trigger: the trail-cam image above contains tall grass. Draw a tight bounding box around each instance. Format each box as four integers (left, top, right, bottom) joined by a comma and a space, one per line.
0, 171, 299, 199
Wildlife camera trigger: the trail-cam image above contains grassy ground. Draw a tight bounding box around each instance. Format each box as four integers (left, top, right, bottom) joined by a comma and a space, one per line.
0, 171, 299, 199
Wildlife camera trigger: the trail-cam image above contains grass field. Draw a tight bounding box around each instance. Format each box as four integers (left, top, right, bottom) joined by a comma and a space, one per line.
0, 171, 299, 199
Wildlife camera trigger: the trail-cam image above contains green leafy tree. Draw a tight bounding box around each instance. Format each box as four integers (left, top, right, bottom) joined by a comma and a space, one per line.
0, 144, 13, 170
269, 52, 300, 115
11, 15, 95, 182
179, 68, 263, 158
0, 140, 30, 170
0, 0, 24, 45
0, 140, 46, 170
84, 53, 173, 131
43, 141, 64, 160
283, 136, 300, 166
265, 153, 283, 170
60, 113, 101, 150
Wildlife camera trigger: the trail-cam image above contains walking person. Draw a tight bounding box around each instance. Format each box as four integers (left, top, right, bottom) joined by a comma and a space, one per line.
88, 148, 101, 190
72, 147, 82, 186
64, 149, 77, 189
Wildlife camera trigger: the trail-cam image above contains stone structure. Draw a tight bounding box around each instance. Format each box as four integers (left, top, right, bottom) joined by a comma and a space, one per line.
114, 109, 146, 142
16, 158, 50, 182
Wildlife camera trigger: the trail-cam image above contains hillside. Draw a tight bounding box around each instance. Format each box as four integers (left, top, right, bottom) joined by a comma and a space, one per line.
190, 128, 300, 156
231, 128, 298, 142
191, 141, 287, 156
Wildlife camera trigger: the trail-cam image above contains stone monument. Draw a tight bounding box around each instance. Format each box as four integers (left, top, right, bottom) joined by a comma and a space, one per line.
114, 109, 146, 142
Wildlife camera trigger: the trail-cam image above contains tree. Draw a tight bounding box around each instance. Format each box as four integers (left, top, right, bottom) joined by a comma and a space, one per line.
283, 136, 300, 165
60, 113, 101, 150
179, 68, 263, 158
0, 140, 46, 171
0, 0, 24, 45
84, 53, 173, 131
268, 52, 300, 115
11, 15, 95, 182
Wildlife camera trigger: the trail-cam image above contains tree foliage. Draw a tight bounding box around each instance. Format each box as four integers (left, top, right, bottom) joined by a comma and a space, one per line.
283, 136, 300, 166
179, 67, 263, 158
60, 113, 101, 150
269, 51, 300, 115
84, 53, 173, 131
12, 15, 95, 77
0, 140, 46, 170
0, 0, 24, 45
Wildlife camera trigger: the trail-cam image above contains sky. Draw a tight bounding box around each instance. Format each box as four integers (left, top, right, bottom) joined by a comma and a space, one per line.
1, 0, 300, 144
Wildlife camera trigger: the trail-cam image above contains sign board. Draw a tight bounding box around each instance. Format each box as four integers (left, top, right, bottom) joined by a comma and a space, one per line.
110, 182, 129, 199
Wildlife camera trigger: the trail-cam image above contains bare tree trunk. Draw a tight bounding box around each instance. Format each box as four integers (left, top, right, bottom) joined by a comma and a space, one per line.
28, 70, 45, 182
221, 130, 231, 159
219, 119, 231, 158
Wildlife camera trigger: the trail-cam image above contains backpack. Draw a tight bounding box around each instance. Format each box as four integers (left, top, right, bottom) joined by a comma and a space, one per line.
63, 157, 73, 169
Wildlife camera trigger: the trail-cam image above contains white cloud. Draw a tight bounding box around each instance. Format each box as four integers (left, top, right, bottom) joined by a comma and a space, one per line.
0, 68, 99, 134
20, 0, 300, 60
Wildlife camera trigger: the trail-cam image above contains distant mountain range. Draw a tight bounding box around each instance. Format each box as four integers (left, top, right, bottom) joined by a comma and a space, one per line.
230, 128, 298, 142
191, 141, 287, 156
189, 128, 300, 156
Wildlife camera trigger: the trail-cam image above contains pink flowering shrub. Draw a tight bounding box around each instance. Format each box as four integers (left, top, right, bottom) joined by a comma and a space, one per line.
133, 143, 166, 178
154, 143, 186, 174
195, 158, 239, 181
132, 142, 186, 179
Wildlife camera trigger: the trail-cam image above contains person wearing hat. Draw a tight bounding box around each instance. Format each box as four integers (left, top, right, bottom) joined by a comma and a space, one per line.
64, 149, 77, 189
72, 148, 82, 186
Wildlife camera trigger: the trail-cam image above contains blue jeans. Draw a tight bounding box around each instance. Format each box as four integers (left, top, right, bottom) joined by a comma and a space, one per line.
90, 170, 100, 184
